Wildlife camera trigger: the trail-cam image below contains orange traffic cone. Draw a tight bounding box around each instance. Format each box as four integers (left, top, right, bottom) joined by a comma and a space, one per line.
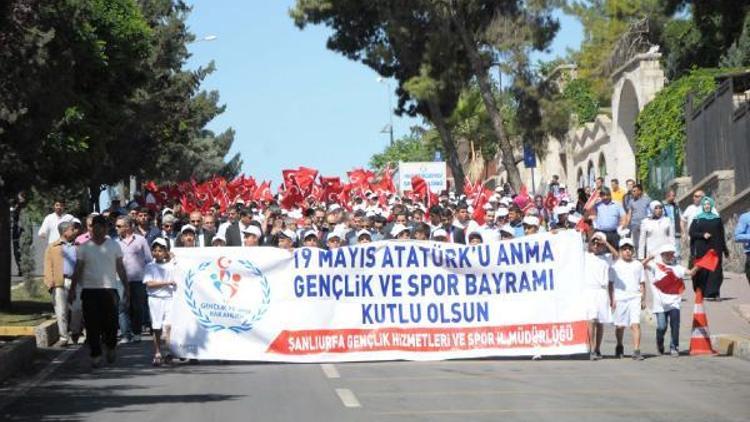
690, 289, 717, 356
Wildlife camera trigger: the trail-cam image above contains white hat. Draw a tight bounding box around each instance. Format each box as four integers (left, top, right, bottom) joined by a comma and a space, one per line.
235, 199, 245, 205
568, 214, 581, 224
328, 203, 342, 212
499, 225, 515, 237
71, 217, 82, 225
390, 223, 410, 237
522, 215, 540, 226
356, 229, 372, 239
553, 206, 569, 216
279, 229, 297, 242
591, 231, 607, 242
619, 238, 635, 248
483, 203, 494, 211
151, 238, 169, 248
489, 194, 500, 203
211, 234, 226, 244
161, 207, 174, 216
656, 243, 676, 255
496, 207, 509, 217
180, 224, 196, 234
241, 225, 262, 238
432, 228, 448, 239
303, 229, 318, 239
494, 186, 503, 193
559, 184, 567, 189
499, 197, 512, 206
326, 231, 342, 242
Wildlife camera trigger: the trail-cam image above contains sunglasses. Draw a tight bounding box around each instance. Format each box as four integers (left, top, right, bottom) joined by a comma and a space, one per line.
162, 224, 172, 228
190, 220, 201, 223
115, 224, 126, 228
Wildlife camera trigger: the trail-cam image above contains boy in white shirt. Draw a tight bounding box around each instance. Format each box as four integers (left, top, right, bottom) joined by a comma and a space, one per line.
143, 238, 177, 366
642, 243, 699, 356
610, 238, 646, 360
584, 232, 616, 360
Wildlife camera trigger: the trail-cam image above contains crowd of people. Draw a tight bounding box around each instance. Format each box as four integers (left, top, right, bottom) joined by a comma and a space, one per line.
34, 173, 750, 367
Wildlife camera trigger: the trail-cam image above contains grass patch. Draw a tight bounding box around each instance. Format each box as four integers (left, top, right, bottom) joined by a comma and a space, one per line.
0, 278, 53, 326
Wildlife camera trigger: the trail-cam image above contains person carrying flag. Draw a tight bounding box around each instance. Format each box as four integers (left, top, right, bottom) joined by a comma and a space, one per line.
642, 244, 699, 356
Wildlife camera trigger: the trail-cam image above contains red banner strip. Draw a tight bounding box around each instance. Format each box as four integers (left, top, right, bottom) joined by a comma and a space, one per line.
266, 321, 589, 355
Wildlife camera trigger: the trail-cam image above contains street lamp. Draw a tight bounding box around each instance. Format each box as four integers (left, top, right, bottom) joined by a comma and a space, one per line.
195, 34, 218, 43
376, 77, 395, 146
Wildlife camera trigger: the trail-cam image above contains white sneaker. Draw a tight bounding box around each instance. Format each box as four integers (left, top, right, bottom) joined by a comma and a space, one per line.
532, 354, 542, 360
58, 337, 69, 347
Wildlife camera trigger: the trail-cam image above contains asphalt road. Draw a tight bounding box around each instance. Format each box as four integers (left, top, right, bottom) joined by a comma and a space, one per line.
1, 326, 750, 422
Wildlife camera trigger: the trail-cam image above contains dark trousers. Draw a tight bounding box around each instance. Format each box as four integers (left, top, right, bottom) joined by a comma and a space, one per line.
601, 230, 620, 248
656, 309, 680, 352
128, 281, 147, 335
745, 254, 750, 285
82, 289, 119, 357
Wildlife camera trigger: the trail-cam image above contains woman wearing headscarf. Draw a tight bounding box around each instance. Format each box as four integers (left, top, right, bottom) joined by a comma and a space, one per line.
689, 196, 728, 300
638, 200, 674, 259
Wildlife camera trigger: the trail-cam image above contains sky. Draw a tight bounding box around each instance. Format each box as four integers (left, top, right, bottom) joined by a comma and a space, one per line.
185, 1, 583, 186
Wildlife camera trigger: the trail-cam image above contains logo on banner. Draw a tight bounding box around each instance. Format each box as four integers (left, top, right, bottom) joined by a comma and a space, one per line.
184, 257, 271, 333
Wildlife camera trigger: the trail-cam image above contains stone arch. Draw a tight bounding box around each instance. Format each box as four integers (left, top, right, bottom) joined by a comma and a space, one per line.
577, 167, 584, 188
587, 160, 596, 188
598, 152, 607, 178
617, 79, 639, 152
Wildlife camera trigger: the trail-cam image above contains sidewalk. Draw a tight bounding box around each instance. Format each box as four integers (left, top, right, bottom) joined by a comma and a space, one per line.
685, 271, 750, 337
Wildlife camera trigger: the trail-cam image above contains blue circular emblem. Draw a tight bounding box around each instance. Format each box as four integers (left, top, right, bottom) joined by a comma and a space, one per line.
184, 257, 271, 333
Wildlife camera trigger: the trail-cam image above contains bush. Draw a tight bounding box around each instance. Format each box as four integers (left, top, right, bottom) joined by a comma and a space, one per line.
562, 78, 599, 124
634, 68, 725, 187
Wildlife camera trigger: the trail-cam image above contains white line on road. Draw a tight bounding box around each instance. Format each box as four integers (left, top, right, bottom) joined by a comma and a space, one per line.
335, 388, 362, 408
320, 363, 340, 379
0, 347, 77, 413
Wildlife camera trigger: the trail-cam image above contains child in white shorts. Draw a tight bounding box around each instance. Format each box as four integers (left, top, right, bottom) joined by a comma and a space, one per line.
610, 238, 646, 360
583, 232, 615, 360
143, 238, 176, 366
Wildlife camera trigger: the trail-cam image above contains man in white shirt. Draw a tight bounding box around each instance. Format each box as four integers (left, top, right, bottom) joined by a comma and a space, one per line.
38, 198, 73, 244
69, 215, 129, 368
610, 238, 646, 360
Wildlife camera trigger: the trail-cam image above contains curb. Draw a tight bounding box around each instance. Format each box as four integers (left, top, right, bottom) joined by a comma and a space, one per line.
33, 319, 59, 348
0, 337, 37, 383
711, 334, 750, 361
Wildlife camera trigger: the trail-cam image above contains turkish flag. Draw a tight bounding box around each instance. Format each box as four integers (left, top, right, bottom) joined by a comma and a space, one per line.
253, 181, 273, 203
411, 176, 428, 198
694, 249, 720, 272
295, 166, 318, 194
347, 168, 375, 189
653, 263, 686, 295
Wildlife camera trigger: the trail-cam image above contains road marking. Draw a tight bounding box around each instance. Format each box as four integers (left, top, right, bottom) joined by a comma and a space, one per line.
346, 372, 641, 382
320, 363, 340, 379
0, 347, 77, 412
335, 388, 361, 408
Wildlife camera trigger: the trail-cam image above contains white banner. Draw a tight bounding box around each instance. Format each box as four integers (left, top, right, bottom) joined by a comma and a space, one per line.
398, 161, 446, 193
169, 230, 588, 362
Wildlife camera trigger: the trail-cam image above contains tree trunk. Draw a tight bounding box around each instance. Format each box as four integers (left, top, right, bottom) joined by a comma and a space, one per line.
0, 189, 11, 310
451, 11, 523, 190
427, 98, 465, 194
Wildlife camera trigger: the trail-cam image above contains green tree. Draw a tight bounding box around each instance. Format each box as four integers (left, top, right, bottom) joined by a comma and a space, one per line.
369, 130, 437, 171
0, 0, 153, 310
292, 0, 558, 191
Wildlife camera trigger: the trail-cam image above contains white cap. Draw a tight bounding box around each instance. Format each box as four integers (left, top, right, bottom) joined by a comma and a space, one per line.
241, 225, 262, 238
494, 186, 503, 193
326, 231, 342, 242
489, 194, 500, 203
656, 243, 676, 255
499, 197, 512, 206
161, 208, 174, 216
499, 225, 515, 237
619, 237, 635, 248
483, 203, 494, 211
591, 231, 607, 242
522, 215, 540, 226
211, 234, 226, 244
180, 224, 196, 234
328, 203, 342, 212
71, 217, 82, 225
553, 206, 569, 216
151, 238, 169, 248
279, 229, 297, 242
496, 207, 509, 217
390, 223, 410, 237
432, 228, 448, 239
559, 183, 567, 189
356, 229, 372, 239
235, 199, 245, 205
303, 229, 318, 239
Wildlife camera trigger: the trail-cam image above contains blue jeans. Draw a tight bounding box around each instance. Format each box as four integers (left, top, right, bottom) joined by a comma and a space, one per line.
656, 309, 680, 351
118, 282, 147, 338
